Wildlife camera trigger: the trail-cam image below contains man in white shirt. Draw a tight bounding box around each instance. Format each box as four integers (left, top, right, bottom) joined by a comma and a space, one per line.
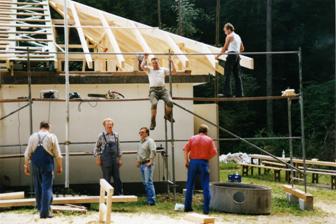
24, 121, 62, 219
141, 54, 176, 130
216, 23, 245, 97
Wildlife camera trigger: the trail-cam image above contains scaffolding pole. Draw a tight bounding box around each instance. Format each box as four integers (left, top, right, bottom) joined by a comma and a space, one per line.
64, 0, 70, 189
298, 47, 307, 193
287, 98, 294, 187
27, 47, 33, 135
168, 50, 176, 200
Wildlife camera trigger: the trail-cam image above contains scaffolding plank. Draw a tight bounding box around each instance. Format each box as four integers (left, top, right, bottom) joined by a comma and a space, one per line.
173, 96, 299, 102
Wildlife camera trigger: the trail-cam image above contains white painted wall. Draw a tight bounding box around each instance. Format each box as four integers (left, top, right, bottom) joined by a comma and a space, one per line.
193, 104, 219, 182
0, 83, 195, 186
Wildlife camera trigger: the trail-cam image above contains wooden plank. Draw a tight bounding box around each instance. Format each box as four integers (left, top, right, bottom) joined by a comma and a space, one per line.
250, 154, 336, 168
0, 24, 51, 28
0, 1, 48, 6
0, 38, 52, 42
282, 184, 313, 201
297, 166, 336, 174
262, 161, 287, 167
100, 179, 113, 192
51, 205, 87, 213
0, 12, 49, 16
0, 31, 52, 35
0, 195, 137, 208
173, 96, 299, 102
69, 1, 93, 68
185, 213, 215, 224
0, 7, 47, 11
0, 18, 51, 22
0, 192, 24, 200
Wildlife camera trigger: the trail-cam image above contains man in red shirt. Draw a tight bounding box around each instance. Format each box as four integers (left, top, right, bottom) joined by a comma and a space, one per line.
183, 124, 217, 214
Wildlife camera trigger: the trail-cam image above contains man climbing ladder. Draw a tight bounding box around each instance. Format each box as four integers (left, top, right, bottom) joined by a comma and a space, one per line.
141, 54, 176, 130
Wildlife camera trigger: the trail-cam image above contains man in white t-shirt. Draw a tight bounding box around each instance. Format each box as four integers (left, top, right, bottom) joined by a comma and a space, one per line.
141, 54, 176, 130
216, 23, 245, 97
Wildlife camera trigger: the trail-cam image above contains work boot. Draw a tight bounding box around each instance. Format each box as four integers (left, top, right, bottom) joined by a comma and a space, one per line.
164, 115, 175, 123
150, 120, 156, 130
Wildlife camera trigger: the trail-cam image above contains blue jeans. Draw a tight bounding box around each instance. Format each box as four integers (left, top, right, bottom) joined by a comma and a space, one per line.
184, 159, 210, 214
140, 164, 156, 204
32, 164, 53, 218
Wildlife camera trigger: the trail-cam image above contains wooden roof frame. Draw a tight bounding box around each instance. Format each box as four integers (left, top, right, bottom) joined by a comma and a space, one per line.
50, 0, 254, 75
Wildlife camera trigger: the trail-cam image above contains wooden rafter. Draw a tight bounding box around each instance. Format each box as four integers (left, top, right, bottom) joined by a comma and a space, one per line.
98, 13, 125, 68
158, 30, 189, 69
69, 1, 93, 68
128, 22, 154, 59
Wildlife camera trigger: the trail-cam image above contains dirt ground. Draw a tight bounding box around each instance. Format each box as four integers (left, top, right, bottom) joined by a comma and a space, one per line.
1, 201, 336, 224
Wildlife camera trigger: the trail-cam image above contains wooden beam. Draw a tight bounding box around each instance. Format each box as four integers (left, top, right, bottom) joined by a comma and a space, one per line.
0, 7, 47, 11
69, 1, 93, 68
185, 213, 215, 224
128, 22, 154, 59
0, 195, 138, 208
159, 30, 189, 69
202, 45, 216, 69
0, 192, 24, 200
51, 205, 87, 214
282, 185, 313, 201
0, 1, 48, 6
98, 13, 124, 68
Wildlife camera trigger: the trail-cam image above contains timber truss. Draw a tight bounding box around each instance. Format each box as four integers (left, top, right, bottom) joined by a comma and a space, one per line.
0, 0, 254, 75
0, 0, 56, 72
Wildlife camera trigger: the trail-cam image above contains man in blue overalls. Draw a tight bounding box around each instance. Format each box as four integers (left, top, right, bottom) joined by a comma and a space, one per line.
24, 121, 63, 219
94, 118, 123, 195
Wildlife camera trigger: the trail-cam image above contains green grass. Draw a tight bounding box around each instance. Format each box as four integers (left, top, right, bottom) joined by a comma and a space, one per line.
3, 164, 335, 218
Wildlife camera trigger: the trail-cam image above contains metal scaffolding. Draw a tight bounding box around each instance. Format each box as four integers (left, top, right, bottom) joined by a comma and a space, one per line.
0, 48, 307, 197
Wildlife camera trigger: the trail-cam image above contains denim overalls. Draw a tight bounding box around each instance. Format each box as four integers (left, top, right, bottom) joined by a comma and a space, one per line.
31, 133, 54, 218
101, 132, 123, 195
